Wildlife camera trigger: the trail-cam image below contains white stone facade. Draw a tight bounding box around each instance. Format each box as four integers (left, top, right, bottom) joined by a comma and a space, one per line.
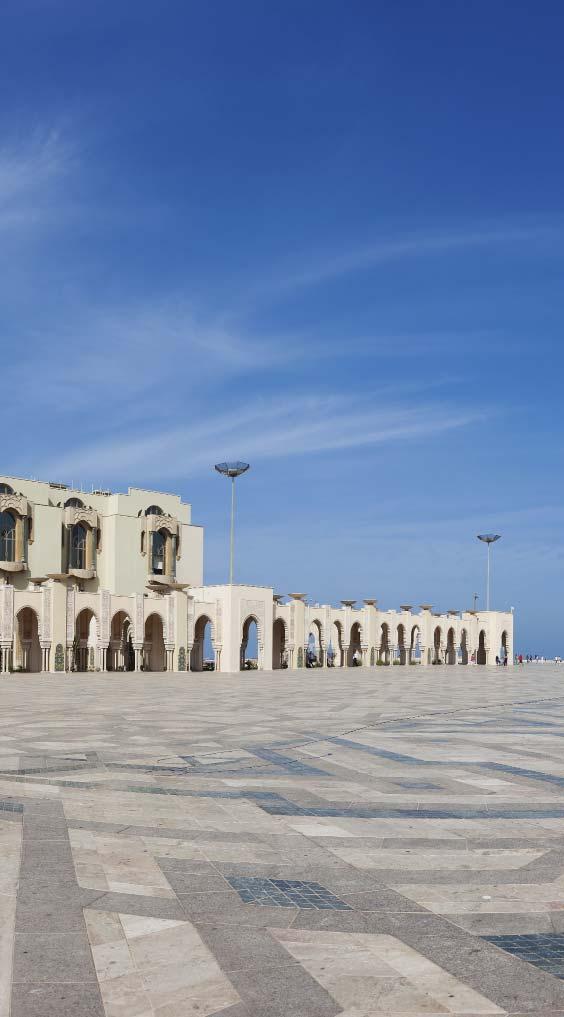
0, 474, 513, 673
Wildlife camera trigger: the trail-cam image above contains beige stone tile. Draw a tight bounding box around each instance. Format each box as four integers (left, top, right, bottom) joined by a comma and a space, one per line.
272, 929, 506, 1014
84, 908, 124, 947
96, 970, 153, 1017
92, 939, 137, 982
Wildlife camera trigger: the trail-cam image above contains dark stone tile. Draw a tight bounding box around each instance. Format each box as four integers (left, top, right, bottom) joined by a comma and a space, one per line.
226, 959, 340, 1017
81, 890, 186, 920
22, 815, 69, 840
13, 932, 98, 984
11, 983, 105, 1017
338, 889, 427, 912
197, 923, 299, 973
17, 874, 82, 903
15, 898, 85, 932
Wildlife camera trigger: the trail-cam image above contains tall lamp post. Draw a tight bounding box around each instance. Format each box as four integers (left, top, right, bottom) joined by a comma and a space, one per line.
477, 534, 501, 611
214, 462, 250, 585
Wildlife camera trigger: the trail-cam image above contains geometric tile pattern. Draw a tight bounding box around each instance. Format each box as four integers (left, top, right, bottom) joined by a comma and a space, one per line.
227, 876, 352, 909
274, 928, 506, 1014
484, 933, 564, 979
4, 663, 564, 1015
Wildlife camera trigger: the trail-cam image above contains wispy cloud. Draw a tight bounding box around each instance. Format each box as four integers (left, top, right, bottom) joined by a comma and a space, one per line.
0, 130, 72, 231
41, 393, 487, 486
1, 297, 306, 416
254, 224, 562, 297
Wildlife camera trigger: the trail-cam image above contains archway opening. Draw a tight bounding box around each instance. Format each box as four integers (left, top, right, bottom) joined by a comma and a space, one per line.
397, 624, 406, 665
378, 623, 389, 664
272, 618, 287, 669
241, 616, 258, 670
15, 608, 41, 672
307, 620, 323, 667
460, 628, 469, 665
500, 630, 509, 664
74, 609, 97, 672
446, 627, 456, 665
144, 613, 166, 672
477, 629, 487, 665
410, 625, 421, 665
328, 621, 343, 667
191, 615, 214, 671
433, 626, 443, 664
107, 611, 134, 671
348, 621, 362, 666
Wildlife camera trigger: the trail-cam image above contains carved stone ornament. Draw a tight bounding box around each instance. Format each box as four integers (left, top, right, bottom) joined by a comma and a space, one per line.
64, 506, 98, 529
0, 493, 27, 516
145, 514, 179, 536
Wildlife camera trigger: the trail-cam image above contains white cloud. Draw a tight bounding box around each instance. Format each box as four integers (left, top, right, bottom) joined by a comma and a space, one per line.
41, 392, 487, 486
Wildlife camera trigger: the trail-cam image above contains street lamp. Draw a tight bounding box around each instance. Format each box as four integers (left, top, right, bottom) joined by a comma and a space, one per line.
477, 534, 501, 611
214, 462, 250, 585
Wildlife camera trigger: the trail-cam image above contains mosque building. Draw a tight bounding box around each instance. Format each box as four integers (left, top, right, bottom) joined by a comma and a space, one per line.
0, 474, 513, 673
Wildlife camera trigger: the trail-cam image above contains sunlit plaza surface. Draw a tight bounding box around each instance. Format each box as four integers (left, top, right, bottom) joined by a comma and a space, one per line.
3, 664, 564, 1016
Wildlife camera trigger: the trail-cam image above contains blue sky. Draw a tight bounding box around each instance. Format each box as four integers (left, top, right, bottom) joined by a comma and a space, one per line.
1, 1, 563, 653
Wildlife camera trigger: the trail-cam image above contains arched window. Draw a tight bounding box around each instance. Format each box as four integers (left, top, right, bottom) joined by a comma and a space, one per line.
0, 483, 14, 495
152, 531, 166, 574
0, 511, 16, 561
64, 497, 84, 509
70, 523, 87, 569
145, 505, 163, 517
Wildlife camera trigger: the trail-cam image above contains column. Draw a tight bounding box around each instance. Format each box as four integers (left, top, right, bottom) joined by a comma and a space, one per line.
15, 516, 25, 563
342, 644, 349, 667
133, 646, 142, 671
86, 528, 95, 570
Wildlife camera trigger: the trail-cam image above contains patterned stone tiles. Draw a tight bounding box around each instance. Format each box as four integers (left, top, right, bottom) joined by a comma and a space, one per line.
227, 876, 352, 909
6, 665, 564, 1015
484, 933, 564, 978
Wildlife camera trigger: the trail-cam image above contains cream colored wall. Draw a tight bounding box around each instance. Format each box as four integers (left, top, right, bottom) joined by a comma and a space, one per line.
0, 475, 203, 597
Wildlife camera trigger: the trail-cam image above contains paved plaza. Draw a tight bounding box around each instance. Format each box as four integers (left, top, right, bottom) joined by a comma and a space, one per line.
3, 666, 564, 1015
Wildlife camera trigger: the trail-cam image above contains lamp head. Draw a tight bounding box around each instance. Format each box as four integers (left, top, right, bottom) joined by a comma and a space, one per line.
214, 462, 250, 478
477, 534, 501, 544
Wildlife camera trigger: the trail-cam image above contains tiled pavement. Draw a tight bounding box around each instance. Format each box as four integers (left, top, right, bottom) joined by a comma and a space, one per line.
4, 667, 564, 1014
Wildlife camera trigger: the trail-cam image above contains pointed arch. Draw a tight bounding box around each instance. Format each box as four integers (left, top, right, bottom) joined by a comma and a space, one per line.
15, 607, 41, 672
460, 628, 469, 665
191, 614, 214, 671
348, 621, 362, 666
477, 629, 487, 665
379, 622, 390, 664
272, 618, 287, 669
397, 623, 406, 664
144, 613, 166, 671
241, 615, 259, 670
446, 626, 456, 665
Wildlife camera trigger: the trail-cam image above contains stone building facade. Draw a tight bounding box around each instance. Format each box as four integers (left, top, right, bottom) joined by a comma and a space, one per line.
0, 474, 513, 673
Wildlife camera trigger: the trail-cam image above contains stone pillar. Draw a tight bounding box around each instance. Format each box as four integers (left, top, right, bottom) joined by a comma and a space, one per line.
186, 644, 193, 671
419, 645, 428, 666
342, 644, 349, 668
133, 646, 142, 671
15, 516, 24, 563
166, 647, 174, 671
86, 528, 95, 570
